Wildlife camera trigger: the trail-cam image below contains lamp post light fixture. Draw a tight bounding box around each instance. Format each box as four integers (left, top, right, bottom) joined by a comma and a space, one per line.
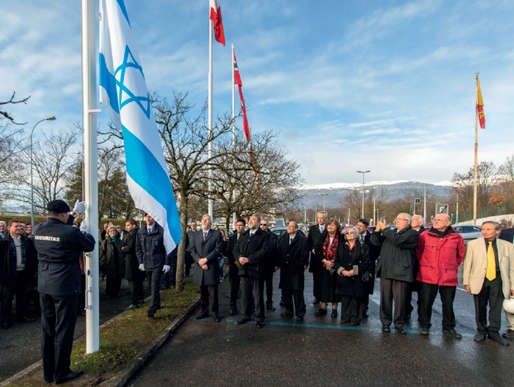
30, 116, 56, 229
356, 170, 370, 219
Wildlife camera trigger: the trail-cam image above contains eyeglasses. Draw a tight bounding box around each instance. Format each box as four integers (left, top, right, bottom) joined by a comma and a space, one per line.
260, 224, 268, 226
346, 231, 356, 235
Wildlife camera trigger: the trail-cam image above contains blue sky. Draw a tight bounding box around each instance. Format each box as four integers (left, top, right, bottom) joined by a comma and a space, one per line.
1, 0, 513, 186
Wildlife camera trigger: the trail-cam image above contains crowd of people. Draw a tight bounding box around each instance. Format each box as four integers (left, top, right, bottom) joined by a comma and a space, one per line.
2, 203, 514, 384
186, 211, 514, 347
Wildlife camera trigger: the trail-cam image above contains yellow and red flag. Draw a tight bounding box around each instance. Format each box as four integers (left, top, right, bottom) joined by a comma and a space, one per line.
476, 75, 486, 129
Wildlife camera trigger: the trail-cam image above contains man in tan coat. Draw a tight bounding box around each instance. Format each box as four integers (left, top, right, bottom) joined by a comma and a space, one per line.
463, 221, 514, 346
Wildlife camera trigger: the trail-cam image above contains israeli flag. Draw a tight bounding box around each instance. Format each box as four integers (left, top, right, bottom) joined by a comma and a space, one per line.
99, 0, 181, 253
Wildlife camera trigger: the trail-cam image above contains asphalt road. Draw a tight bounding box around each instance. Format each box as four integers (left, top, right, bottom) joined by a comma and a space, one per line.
128, 271, 513, 387
0, 278, 151, 382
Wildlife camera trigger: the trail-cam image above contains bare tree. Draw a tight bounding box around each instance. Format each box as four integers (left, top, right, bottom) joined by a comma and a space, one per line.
0, 92, 30, 125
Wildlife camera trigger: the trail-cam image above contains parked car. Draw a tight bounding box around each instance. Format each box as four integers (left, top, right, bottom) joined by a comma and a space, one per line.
269, 226, 306, 238
453, 225, 482, 243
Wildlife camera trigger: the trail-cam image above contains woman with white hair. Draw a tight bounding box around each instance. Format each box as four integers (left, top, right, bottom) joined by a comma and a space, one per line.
335, 225, 370, 325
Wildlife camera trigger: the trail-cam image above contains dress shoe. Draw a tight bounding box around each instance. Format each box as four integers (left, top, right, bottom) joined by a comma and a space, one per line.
340, 320, 350, 324
442, 328, 462, 339
279, 299, 285, 306
473, 333, 486, 342
315, 308, 327, 316
1, 321, 11, 329
20, 316, 36, 322
125, 304, 139, 310
266, 302, 276, 311
502, 329, 514, 339
488, 332, 510, 346
281, 311, 293, 318
396, 327, 407, 334
382, 325, 390, 333
236, 317, 251, 325
331, 310, 338, 318
297, 316, 304, 322
55, 370, 84, 385
44, 377, 53, 383
350, 321, 360, 326
419, 328, 429, 335
256, 321, 265, 328
312, 298, 320, 305
211, 313, 221, 322
229, 309, 238, 316
194, 311, 209, 320
362, 311, 369, 318
147, 310, 155, 319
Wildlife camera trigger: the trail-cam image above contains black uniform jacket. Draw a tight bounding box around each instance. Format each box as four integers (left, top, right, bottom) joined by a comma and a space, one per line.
234, 228, 271, 279
276, 231, 309, 291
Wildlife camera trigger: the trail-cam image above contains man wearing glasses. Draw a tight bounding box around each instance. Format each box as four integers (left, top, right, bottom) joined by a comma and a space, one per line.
372, 213, 419, 334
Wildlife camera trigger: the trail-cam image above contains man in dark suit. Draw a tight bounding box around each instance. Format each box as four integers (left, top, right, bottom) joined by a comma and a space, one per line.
34, 199, 95, 384
234, 215, 271, 328
499, 226, 514, 340
307, 211, 326, 304
136, 214, 173, 319
276, 221, 309, 321
260, 218, 278, 310
191, 214, 224, 322
184, 221, 197, 277
121, 219, 144, 310
356, 218, 381, 318
226, 219, 246, 316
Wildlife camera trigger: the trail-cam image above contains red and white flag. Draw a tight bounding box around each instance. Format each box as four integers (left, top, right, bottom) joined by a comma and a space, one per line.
233, 52, 242, 86
210, 0, 225, 46
233, 50, 251, 144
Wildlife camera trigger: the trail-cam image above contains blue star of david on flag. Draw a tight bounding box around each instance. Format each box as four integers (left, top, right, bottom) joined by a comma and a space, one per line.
99, 0, 181, 253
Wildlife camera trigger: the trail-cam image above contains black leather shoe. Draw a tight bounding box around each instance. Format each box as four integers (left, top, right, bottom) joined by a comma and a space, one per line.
312, 298, 320, 305
382, 325, 390, 333
20, 316, 36, 322
211, 313, 221, 322
147, 310, 155, 318
331, 310, 338, 318
297, 316, 304, 321
420, 328, 429, 335
194, 312, 209, 320
488, 332, 510, 346
350, 321, 360, 326
256, 321, 265, 328
442, 328, 462, 339
229, 309, 238, 316
396, 327, 407, 334
281, 311, 293, 317
266, 302, 276, 311
474, 333, 486, 342
315, 308, 327, 316
55, 370, 84, 385
236, 317, 251, 325
125, 304, 139, 310
44, 377, 53, 383
279, 299, 285, 306
2, 321, 11, 329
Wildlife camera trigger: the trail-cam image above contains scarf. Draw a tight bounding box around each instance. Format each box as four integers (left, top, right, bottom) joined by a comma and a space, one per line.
9, 236, 26, 278
322, 233, 339, 267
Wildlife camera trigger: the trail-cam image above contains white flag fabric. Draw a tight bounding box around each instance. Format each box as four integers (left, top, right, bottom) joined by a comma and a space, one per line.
99, 0, 181, 253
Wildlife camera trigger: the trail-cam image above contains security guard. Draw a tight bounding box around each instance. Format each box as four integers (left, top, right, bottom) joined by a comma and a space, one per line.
34, 199, 95, 384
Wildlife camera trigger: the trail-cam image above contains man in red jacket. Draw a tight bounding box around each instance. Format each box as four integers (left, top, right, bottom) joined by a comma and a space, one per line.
415, 214, 465, 338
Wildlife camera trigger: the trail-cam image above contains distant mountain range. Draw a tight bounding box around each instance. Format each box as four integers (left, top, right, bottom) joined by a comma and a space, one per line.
299, 180, 452, 208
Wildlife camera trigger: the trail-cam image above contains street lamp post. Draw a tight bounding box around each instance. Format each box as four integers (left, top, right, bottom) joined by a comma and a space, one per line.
320, 193, 328, 211
30, 116, 56, 229
356, 170, 370, 219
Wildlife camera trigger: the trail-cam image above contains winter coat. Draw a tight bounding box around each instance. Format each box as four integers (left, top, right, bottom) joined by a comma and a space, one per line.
234, 228, 271, 279
276, 231, 309, 290
371, 225, 419, 283
121, 228, 144, 281
334, 240, 370, 297
415, 227, 465, 286
100, 237, 124, 280
190, 229, 223, 286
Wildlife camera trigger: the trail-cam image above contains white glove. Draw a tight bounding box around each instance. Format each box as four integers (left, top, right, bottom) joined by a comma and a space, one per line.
79, 221, 88, 233
73, 200, 87, 214
138, 263, 145, 271
163, 265, 170, 274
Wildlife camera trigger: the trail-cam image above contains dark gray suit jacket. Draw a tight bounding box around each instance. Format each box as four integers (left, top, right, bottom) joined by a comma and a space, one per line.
190, 229, 223, 286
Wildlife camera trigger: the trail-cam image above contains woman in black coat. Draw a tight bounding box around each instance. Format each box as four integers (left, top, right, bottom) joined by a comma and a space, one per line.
100, 226, 124, 298
335, 225, 370, 325
314, 219, 342, 318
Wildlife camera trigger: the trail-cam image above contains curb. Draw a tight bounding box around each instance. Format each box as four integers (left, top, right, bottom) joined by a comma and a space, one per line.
0, 294, 201, 387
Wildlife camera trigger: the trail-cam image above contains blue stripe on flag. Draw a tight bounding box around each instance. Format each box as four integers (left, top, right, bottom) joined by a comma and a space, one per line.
116, 0, 131, 27
121, 125, 182, 244
99, 53, 120, 114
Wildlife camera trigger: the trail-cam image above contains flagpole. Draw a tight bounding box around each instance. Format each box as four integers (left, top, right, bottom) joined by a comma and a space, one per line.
81, 0, 99, 353
473, 73, 479, 226
231, 44, 236, 230
207, 18, 214, 218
